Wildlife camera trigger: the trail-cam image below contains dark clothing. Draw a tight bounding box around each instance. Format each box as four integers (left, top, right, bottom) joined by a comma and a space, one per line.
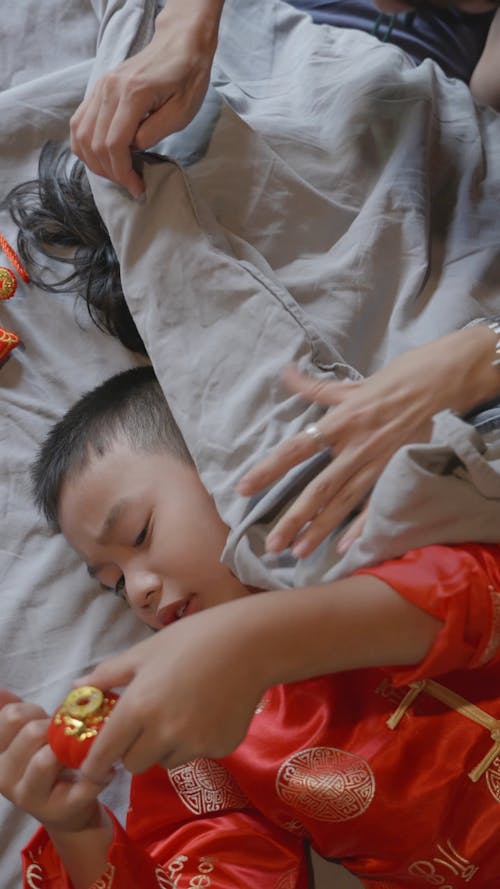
287, 0, 493, 82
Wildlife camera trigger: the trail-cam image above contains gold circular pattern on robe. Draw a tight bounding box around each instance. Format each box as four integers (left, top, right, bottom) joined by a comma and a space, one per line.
486, 759, 500, 802
62, 686, 104, 720
274, 869, 302, 889
276, 746, 375, 822
0, 267, 17, 299
168, 757, 249, 815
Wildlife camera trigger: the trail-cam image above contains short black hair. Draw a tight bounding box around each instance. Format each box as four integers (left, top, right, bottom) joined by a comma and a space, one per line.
4, 141, 146, 355
32, 365, 192, 529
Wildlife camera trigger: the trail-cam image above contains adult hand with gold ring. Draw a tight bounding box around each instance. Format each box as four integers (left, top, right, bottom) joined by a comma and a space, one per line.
237, 327, 500, 558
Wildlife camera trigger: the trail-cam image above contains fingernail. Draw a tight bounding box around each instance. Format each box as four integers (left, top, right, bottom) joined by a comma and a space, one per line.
292, 540, 309, 559
336, 535, 353, 555
130, 185, 145, 201
266, 534, 282, 553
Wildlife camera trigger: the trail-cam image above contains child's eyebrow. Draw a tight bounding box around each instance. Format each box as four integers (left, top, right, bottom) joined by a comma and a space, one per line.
96, 497, 130, 544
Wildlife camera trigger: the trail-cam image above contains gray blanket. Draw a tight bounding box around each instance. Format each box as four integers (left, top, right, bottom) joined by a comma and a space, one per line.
90, 0, 500, 594
2, 0, 500, 885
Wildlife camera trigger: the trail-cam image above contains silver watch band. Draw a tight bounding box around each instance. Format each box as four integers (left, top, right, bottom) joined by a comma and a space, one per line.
464, 317, 500, 368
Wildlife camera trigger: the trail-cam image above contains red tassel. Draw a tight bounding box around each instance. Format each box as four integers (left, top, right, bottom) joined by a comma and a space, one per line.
0, 234, 29, 283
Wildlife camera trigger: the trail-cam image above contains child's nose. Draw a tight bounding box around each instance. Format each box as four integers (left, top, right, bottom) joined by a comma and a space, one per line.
125, 566, 161, 612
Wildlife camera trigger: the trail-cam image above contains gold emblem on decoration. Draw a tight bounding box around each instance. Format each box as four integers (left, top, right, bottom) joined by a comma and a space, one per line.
0, 267, 16, 299
53, 686, 116, 742
276, 747, 375, 822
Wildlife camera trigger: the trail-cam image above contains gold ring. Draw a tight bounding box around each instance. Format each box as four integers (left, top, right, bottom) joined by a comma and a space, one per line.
304, 422, 329, 452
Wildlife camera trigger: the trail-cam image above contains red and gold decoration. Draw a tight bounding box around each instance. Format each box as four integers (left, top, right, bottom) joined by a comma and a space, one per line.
0, 233, 30, 283
0, 234, 29, 364
0, 327, 20, 361
48, 685, 119, 769
0, 267, 17, 300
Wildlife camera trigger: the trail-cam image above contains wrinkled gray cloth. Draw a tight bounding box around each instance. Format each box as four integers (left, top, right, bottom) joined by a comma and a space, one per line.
2, 0, 499, 886
0, 2, 157, 884
88, 0, 500, 594
225, 409, 500, 590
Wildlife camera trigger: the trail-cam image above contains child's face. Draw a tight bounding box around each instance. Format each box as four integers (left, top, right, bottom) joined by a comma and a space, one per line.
58, 440, 250, 629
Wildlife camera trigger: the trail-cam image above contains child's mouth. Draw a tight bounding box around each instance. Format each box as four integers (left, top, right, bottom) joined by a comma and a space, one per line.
175, 598, 190, 620
157, 594, 198, 627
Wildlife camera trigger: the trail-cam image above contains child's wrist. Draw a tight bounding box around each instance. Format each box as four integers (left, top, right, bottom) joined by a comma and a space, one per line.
48, 802, 111, 842
48, 807, 114, 889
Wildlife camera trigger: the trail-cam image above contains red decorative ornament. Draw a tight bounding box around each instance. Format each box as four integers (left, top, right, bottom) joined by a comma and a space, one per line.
0, 267, 17, 300
48, 686, 119, 769
0, 234, 29, 283
0, 326, 20, 362
0, 236, 28, 364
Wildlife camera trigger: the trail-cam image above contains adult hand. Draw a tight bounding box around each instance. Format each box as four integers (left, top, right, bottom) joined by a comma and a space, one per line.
75, 599, 269, 782
237, 329, 496, 558
0, 690, 104, 834
70, 0, 224, 198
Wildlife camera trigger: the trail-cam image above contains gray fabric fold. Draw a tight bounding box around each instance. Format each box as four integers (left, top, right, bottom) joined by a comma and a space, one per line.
88, 0, 500, 595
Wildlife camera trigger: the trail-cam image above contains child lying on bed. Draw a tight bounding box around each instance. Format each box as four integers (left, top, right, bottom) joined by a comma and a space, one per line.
1, 364, 499, 889
7, 141, 500, 561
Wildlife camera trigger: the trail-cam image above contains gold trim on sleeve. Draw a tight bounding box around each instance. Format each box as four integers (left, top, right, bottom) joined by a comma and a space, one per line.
386, 679, 500, 783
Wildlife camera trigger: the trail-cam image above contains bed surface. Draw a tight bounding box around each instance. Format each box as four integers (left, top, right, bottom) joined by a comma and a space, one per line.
0, 2, 155, 881
1, 1, 500, 887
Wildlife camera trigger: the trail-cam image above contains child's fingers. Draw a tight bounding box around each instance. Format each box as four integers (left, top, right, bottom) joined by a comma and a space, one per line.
0, 701, 48, 752
0, 689, 22, 709
78, 694, 142, 784
0, 716, 50, 799
75, 650, 138, 692
8, 738, 60, 808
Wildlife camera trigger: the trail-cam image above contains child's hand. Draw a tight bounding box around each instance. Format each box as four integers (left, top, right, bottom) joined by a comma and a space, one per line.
75, 600, 270, 782
0, 690, 105, 834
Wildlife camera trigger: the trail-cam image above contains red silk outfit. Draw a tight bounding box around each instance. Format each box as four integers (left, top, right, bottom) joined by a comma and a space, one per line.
22, 543, 500, 889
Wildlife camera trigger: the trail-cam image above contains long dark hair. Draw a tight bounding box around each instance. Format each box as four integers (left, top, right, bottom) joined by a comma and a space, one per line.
4, 142, 146, 355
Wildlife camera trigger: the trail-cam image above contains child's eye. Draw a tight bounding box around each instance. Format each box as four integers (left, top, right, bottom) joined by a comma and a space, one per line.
134, 523, 148, 547
114, 575, 126, 598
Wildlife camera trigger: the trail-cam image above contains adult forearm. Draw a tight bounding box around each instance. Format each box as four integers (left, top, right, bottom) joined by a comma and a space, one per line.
49, 807, 114, 889
470, 9, 500, 111
430, 324, 500, 416
155, 0, 226, 52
